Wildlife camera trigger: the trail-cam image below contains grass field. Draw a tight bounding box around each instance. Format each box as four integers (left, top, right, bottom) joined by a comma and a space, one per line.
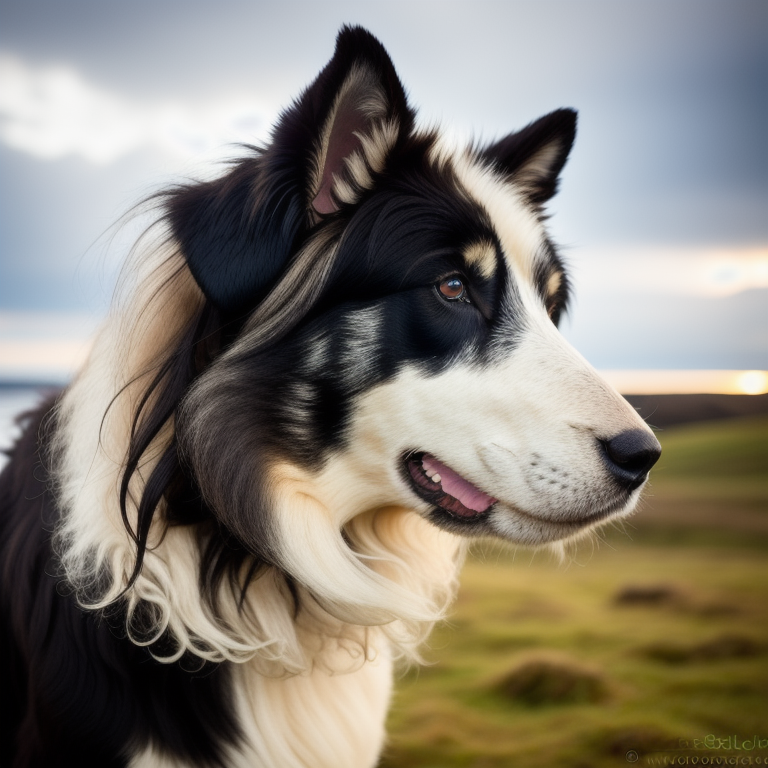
380, 416, 768, 767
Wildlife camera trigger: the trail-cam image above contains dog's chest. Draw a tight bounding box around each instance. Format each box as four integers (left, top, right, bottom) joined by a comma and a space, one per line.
128, 650, 393, 768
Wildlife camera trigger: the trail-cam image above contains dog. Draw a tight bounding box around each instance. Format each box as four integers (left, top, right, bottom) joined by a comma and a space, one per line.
1, 25, 661, 768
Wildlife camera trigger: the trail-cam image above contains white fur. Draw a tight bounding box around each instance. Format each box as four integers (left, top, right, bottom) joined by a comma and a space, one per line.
129, 647, 392, 768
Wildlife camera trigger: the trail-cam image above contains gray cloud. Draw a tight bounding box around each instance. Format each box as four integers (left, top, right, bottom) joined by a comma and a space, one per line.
1, 0, 766, 368
561, 288, 768, 370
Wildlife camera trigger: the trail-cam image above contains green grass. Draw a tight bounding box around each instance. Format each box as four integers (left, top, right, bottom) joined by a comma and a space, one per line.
380, 416, 768, 767
649, 415, 768, 501
627, 415, 768, 548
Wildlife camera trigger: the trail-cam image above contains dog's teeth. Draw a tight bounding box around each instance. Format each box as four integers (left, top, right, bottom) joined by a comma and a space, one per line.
432, 473, 441, 483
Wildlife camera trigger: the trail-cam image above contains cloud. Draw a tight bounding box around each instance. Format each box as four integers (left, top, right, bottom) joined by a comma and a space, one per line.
560, 287, 767, 370
570, 246, 768, 298
0, 54, 276, 165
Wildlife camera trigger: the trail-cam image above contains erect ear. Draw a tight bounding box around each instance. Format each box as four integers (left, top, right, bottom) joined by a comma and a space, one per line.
167, 25, 413, 315
303, 25, 414, 215
482, 108, 577, 205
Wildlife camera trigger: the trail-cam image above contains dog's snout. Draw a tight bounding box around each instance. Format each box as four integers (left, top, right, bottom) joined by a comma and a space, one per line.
600, 429, 662, 491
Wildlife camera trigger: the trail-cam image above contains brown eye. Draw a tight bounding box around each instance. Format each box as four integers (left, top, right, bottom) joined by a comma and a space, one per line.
437, 276, 469, 302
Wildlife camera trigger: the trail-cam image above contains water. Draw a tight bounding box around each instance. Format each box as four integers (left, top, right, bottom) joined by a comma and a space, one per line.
0, 386, 59, 470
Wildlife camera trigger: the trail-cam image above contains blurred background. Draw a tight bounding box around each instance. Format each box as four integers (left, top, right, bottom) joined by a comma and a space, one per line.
1, 1, 766, 765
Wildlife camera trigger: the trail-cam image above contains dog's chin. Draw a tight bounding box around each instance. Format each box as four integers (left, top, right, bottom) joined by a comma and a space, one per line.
402, 450, 640, 544
487, 494, 639, 546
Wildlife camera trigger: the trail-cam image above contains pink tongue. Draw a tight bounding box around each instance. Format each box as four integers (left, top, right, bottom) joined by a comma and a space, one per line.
421, 454, 497, 512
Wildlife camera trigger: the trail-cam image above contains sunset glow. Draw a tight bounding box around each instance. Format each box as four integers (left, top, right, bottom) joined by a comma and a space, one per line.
601, 369, 768, 395
736, 370, 768, 396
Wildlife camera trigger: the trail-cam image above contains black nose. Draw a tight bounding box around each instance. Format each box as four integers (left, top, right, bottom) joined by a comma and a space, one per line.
600, 429, 662, 492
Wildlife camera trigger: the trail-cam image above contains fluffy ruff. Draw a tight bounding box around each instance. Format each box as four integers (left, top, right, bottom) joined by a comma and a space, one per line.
1, 26, 660, 768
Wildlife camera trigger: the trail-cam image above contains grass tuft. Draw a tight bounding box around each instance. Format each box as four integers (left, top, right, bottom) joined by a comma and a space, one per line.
638, 633, 763, 664
492, 652, 609, 706
613, 582, 689, 607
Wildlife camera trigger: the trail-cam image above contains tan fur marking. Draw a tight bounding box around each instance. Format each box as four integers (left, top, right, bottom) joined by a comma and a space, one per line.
547, 269, 562, 298
355, 119, 399, 175
451, 152, 543, 283
328, 118, 400, 207
463, 241, 496, 279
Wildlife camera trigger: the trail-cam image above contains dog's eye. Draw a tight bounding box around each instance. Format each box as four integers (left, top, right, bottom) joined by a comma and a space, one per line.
437, 277, 470, 302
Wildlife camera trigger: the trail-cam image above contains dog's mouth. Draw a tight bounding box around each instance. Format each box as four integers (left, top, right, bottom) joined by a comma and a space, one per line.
403, 451, 497, 519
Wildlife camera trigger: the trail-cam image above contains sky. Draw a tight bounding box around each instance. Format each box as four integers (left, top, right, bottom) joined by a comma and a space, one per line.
0, 0, 766, 382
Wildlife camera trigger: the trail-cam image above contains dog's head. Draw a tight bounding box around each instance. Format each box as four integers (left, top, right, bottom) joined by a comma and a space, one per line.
59, 27, 659, 642
170, 26, 659, 561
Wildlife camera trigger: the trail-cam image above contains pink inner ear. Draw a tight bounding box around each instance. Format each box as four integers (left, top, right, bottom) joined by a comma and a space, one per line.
312, 103, 370, 215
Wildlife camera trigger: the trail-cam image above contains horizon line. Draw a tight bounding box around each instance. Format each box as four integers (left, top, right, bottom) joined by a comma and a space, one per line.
0, 370, 766, 396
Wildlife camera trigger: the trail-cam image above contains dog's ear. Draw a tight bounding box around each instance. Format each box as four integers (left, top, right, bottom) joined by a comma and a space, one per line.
303, 25, 414, 215
168, 26, 413, 314
482, 109, 577, 205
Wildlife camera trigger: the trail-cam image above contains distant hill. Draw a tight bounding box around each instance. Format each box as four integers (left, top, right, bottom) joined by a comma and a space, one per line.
2, 382, 767, 432
624, 393, 768, 429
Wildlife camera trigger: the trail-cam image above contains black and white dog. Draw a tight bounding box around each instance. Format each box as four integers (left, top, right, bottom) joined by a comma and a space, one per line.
1, 26, 660, 768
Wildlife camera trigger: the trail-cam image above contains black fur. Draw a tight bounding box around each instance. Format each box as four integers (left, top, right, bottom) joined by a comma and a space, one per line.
169, 26, 415, 315
1, 402, 240, 767
482, 108, 577, 205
